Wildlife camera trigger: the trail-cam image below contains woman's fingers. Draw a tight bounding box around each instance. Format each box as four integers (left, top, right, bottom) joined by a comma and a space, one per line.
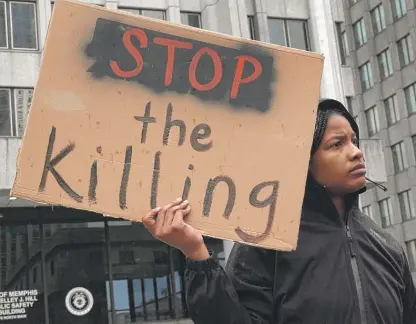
142, 207, 160, 232
163, 200, 189, 230
171, 204, 191, 229
154, 197, 182, 235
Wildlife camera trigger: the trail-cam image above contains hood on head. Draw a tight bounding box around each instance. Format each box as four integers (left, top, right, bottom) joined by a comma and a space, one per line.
303, 98, 365, 219
318, 98, 359, 137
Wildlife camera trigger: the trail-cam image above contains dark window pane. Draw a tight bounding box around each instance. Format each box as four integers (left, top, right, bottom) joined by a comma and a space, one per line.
50, 260, 55, 276
119, 250, 135, 265
14, 88, 33, 136
11, 2, 37, 49
0, 89, 11, 136
248, 16, 256, 40
181, 12, 201, 28
268, 18, 286, 46
0, 2, 7, 47
188, 14, 200, 28
336, 23, 346, 64
286, 20, 309, 50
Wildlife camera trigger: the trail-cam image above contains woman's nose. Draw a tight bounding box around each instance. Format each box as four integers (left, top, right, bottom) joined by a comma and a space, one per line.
350, 144, 364, 161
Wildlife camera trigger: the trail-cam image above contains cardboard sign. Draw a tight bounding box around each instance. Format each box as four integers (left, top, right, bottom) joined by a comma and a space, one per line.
11, 0, 324, 251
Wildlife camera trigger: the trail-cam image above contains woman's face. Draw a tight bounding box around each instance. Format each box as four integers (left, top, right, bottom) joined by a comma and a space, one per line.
310, 114, 366, 196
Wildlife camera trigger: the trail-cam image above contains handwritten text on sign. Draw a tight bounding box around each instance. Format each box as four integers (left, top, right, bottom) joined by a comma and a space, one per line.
40, 100, 279, 244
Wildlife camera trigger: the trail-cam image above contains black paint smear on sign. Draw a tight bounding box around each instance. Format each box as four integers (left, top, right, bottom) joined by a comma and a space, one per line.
85, 18, 276, 113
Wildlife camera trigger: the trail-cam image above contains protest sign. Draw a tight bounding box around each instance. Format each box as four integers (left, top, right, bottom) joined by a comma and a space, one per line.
11, 0, 324, 250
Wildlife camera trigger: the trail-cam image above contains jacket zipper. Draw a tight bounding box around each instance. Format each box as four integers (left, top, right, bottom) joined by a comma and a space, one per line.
345, 224, 367, 324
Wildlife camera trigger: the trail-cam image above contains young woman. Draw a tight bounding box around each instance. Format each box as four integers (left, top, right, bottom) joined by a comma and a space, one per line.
142, 98, 416, 324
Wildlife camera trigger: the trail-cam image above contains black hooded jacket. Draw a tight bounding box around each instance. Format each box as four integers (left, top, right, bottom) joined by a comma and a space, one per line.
184, 100, 416, 324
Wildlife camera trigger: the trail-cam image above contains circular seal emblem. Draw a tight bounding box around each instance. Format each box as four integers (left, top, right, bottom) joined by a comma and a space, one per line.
65, 287, 94, 316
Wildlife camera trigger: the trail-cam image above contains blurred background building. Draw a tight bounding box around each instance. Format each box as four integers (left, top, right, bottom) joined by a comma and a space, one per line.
0, 0, 414, 323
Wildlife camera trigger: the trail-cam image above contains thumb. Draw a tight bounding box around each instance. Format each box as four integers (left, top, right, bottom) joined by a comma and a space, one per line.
142, 207, 160, 231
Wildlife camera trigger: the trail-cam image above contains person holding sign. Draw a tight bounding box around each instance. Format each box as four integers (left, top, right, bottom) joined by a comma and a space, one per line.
142, 98, 416, 324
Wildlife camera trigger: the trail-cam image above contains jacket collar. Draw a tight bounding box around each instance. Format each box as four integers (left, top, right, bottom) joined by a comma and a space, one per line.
302, 173, 366, 225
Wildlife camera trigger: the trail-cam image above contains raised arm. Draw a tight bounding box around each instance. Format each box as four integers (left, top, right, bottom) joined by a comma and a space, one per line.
141, 198, 275, 324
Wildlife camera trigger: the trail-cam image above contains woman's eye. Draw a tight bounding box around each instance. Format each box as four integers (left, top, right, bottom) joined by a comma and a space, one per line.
332, 141, 342, 148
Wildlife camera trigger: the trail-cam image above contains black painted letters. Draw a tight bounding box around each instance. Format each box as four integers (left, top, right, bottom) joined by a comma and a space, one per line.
190, 123, 212, 152
235, 181, 279, 243
134, 101, 156, 144
39, 126, 83, 203
203, 176, 236, 218
163, 103, 186, 146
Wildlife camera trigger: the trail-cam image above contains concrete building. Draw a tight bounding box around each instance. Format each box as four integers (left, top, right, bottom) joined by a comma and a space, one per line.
339, 0, 416, 281
0, 0, 409, 323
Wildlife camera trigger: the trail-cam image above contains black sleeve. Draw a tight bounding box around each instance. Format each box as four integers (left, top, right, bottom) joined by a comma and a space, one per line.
402, 252, 416, 324
185, 243, 275, 324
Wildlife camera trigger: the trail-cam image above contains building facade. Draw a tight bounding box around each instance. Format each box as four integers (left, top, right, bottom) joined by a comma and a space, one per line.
0, 0, 405, 323
340, 0, 416, 281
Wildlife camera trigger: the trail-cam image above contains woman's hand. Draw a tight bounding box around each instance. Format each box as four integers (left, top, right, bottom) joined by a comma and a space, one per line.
142, 198, 210, 261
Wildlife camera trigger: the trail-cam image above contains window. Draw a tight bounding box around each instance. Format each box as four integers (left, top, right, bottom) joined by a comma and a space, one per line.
384, 94, 400, 125
51, 1, 101, 11
353, 18, 367, 48
391, 141, 407, 172
153, 250, 168, 264
371, 4, 386, 34
248, 16, 257, 40
365, 106, 380, 136
391, 0, 407, 20
268, 18, 310, 51
0, 0, 38, 50
0, 2, 6, 47
336, 23, 348, 64
398, 34, 414, 67
180, 12, 201, 28
0, 88, 33, 137
406, 240, 416, 271
405, 83, 416, 114
412, 135, 416, 161
120, 8, 166, 20
31, 224, 39, 242
379, 198, 393, 227
399, 190, 416, 220
11, 238, 16, 265
377, 48, 393, 79
50, 260, 55, 276
359, 61, 374, 91
44, 224, 51, 237
362, 205, 374, 219
32, 266, 37, 283
119, 250, 135, 264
